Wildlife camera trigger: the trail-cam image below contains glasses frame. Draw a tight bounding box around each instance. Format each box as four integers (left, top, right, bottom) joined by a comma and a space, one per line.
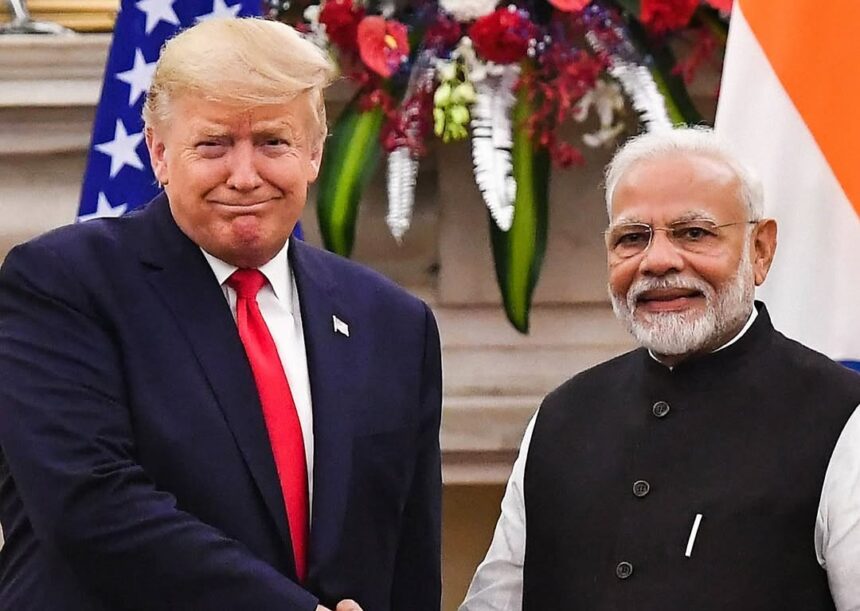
604, 219, 760, 260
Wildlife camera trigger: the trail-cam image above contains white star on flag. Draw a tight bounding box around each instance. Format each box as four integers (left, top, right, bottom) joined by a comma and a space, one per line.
95, 119, 145, 178
136, 0, 179, 35
115, 49, 156, 106
197, 0, 243, 22
78, 193, 129, 223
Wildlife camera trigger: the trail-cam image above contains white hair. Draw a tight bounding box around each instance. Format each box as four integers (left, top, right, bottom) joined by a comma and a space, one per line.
604, 126, 764, 220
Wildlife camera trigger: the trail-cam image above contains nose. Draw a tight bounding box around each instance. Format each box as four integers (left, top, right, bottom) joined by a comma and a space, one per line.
225, 141, 263, 191
638, 229, 685, 276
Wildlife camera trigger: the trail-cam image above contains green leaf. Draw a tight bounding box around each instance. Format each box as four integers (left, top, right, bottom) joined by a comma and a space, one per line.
489, 90, 550, 334
316, 98, 384, 257
626, 19, 703, 125
648, 46, 704, 125
614, 0, 641, 18
695, 6, 729, 46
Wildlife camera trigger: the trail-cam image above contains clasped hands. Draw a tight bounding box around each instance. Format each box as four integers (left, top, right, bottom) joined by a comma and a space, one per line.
317, 600, 362, 611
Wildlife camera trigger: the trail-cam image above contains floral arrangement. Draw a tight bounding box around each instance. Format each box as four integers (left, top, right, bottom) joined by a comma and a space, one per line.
278, 0, 730, 332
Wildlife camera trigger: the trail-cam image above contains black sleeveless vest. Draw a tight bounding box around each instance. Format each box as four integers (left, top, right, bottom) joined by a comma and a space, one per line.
523, 304, 860, 610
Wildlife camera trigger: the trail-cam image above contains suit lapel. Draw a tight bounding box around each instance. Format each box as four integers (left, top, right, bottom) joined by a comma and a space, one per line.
132, 196, 294, 561
290, 241, 357, 580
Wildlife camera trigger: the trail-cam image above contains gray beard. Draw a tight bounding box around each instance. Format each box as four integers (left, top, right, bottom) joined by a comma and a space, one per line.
610, 247, 755, 357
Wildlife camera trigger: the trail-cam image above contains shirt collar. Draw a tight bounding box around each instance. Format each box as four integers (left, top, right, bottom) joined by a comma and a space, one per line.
200, 240, 293, 309
648, 305, 758, 366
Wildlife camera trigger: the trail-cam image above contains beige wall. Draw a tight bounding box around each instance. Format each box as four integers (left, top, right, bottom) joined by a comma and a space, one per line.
443, 485, 505, 611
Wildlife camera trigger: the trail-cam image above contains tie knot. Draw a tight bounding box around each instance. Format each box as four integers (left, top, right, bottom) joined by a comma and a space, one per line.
227, 269, 267, 300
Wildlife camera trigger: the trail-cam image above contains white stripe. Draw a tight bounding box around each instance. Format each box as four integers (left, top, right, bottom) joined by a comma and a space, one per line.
685, 513, 703, 558
715, 6, 860, 361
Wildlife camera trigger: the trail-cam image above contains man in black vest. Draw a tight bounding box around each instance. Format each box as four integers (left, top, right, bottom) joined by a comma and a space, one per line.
460, 127, 860, 610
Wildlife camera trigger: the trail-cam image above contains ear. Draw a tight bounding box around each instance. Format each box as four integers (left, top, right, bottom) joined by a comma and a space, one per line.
306, 137, 324, 183
145, 126, 169, 186
751, 218, 777, 286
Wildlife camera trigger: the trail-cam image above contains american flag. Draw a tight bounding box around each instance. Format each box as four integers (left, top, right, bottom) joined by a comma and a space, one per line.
77, 0, 262, 222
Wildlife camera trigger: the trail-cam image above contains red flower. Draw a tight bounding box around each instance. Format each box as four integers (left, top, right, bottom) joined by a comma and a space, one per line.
672, 26, 717, 83
705, 0, 732, 13
550, 141, 584, 168
547, 0, 591, 13
639, 0, 698, 34
357, 16, 410, 78
424, 14, 463, 51
468, 8, 538, 64
319, 0, 365, 53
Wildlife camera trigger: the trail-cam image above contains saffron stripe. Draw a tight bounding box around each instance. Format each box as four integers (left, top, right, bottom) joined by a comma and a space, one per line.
738, 0, 860, 219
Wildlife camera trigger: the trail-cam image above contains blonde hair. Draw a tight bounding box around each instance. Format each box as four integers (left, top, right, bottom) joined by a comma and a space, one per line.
604, 126, 764, 220
143, 17, 336, 145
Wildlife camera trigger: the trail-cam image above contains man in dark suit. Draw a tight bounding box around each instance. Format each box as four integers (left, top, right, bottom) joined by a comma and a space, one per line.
461, 127, 860, 610
0, 18, 441, 611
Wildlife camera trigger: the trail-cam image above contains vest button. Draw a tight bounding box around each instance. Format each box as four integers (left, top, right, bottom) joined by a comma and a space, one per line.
616, 561, 634, 580
632, 480, 650, 498
652, 401, 670, 418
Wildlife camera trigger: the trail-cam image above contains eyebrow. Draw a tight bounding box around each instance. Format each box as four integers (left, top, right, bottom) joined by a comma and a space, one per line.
253, 120, 300, 136
672, 210, 718, 223
610, 209, 718, 226
198, 131, 230, 140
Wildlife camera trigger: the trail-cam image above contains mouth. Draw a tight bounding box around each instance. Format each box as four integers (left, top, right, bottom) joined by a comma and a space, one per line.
211, 198, 275, 213
635, 287, 705, 313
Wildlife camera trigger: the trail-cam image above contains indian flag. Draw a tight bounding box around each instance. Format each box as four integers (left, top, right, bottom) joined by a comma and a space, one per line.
715, 0, 860, 371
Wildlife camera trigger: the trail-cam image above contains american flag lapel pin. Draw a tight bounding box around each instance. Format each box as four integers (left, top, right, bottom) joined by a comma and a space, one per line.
332, 315, 350, 337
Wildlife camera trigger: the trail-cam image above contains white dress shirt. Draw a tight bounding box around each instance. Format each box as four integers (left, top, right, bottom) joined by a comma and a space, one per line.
460, 310, 860, 611
201, 242, 315, 510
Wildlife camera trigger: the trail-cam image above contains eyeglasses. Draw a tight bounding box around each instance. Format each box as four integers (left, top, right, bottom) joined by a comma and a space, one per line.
605, 220, 758, 259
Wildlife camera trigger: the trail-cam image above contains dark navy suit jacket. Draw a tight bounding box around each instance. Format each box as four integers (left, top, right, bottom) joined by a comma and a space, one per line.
0, 195, 442, 610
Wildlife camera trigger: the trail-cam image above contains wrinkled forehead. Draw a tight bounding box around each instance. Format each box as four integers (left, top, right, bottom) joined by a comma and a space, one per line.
159, 92, 315, 140
609, 152, 747, 224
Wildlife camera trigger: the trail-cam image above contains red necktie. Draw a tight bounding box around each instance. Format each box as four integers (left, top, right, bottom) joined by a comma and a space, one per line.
227, 269, 308, 582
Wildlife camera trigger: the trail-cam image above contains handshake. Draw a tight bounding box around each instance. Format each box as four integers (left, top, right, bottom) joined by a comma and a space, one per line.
318, 601, 362, 611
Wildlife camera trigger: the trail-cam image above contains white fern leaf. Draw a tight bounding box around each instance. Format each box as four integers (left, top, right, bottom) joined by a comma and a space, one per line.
585, 31, 672, 132
607, 62, 672, 131
384, 57, 436, 242
386, 146, 419, 243
470, 64, 520, 232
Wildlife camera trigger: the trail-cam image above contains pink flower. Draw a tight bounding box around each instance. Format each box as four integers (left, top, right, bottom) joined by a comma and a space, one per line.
547, 0, 591, 13
357, 16, 410, 78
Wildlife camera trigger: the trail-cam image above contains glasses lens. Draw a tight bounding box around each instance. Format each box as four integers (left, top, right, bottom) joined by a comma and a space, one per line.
608, 224, 652, 258
668, 221, 721, 254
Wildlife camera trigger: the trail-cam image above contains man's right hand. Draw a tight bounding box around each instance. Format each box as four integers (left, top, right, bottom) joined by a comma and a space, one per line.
316, 600, 363, 611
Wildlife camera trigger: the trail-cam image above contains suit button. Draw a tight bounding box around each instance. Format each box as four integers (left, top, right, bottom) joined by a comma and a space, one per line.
632, 480, 650, 498
616, 561, 634, 580
652, 401, 670, 418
